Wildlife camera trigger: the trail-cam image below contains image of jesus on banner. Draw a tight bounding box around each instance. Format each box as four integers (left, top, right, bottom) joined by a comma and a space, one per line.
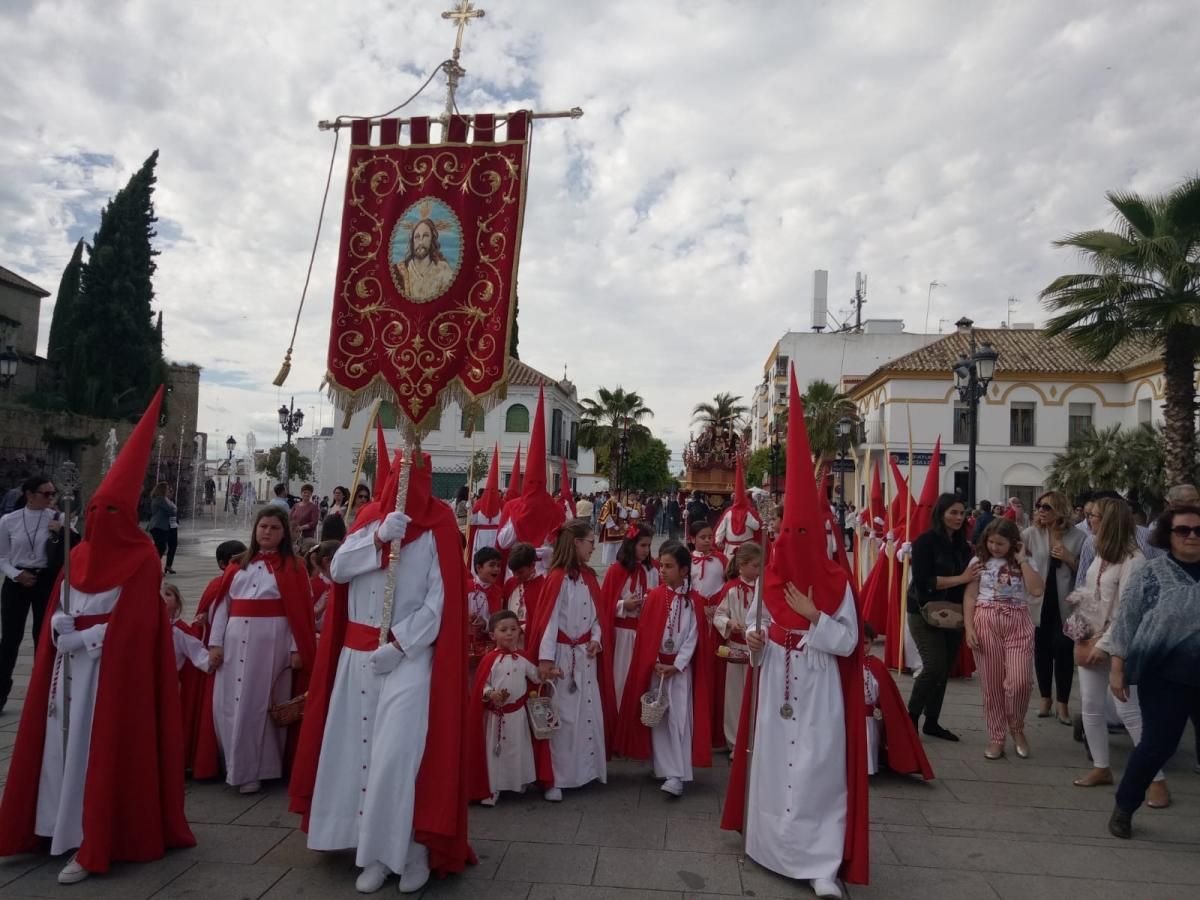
390, 198, 462, 303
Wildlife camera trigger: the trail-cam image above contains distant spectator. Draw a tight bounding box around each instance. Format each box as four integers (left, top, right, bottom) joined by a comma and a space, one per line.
973, 500, 994, 541
290, 483, 320, 541
149, 481, 179, 574
270, 483, 290, 511
1003, 497, 1029, 529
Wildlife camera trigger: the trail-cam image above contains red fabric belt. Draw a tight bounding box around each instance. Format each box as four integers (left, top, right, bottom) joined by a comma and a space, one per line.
557, 630, 590, 646
658, 652, 678, 666
614, 618, 639, 631
497, 695, 528, 714
230, 599, 286, 618
344, 620, 380, 651
74, 613, 112, 630
768, 622, 806, 650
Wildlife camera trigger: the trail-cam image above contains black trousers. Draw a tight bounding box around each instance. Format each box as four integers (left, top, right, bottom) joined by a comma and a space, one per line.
907, 611, 963, 727
0, 569, 54, 702
1035, 595, 1074, 704
1116, 677, 1200, 813
150, 527, 178, 569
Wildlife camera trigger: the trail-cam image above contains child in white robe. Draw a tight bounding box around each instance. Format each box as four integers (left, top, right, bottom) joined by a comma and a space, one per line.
712, 543, 763, 748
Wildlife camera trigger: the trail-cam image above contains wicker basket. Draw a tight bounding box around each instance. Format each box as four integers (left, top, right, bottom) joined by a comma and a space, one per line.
269, 668, 307, 726
526, 683, 561, 740
640, 674, 669, 728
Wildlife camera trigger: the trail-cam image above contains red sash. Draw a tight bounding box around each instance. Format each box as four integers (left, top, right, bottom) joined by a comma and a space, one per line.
74, 613, 113, 630
229, 599, 286, 618
343, 621, 379, 652
767, 622, 805, 650
614, 618, 638, 631
556, 630, 590, 647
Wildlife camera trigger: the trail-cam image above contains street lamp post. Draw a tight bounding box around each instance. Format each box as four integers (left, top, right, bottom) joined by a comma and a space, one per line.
278, 397, 305, 491
769, 423, 782, 499
615, 421, 630, 496
223, 435, 237, 511
836, 416, 853, 536
951, 317, 999, 510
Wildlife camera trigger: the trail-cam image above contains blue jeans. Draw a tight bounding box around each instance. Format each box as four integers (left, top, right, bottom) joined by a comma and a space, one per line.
1116, 676, 1200, 812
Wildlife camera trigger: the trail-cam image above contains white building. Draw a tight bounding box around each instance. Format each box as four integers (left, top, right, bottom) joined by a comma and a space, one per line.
310, 358, 583, 500
846, 325, 1166, 512
753, 320, 939, 449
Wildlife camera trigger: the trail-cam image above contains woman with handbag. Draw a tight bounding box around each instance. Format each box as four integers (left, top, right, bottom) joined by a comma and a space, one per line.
1021, 491, 1085, 724
907, 493, 980, 742
1069, 498, 1168, 808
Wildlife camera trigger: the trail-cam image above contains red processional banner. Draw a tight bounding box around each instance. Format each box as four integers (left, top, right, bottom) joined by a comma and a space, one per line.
326, 113, 531, 428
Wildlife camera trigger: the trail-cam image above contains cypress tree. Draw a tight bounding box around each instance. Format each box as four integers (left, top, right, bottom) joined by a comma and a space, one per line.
67, 150, 165, 417
47, 238, 84, 362
509, 292, 520, 360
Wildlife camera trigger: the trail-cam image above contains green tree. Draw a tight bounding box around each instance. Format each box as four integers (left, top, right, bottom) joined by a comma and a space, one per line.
65, 151, 166, 418
578, 386, 654, 481
468, 448, 489, 486
1042, 177, 1200, 485
691, 392, 748, 432
47, 238, 84, 364
1046, 424, 1168, 513
802, 378, 858, 467
509, 293, 520, 360
624, 438, 675, 492
256, 444, 313, 481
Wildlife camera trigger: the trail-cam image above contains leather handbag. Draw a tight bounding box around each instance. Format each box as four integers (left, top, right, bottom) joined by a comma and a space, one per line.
909, 580, 964, 630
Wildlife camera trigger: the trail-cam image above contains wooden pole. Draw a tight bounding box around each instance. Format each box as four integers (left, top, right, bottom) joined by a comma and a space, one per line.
346, 399, 384, 520
740, 528, 768, 863
898, 404, 915, 672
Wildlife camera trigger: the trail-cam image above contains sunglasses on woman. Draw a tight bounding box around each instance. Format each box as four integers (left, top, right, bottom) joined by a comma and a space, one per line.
1170, 525, 1200, 538
1035, 503, 1055, 512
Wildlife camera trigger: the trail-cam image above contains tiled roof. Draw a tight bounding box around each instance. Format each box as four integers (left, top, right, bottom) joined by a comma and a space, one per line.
508, 357, 563, 388
0, 265, 50, 297
873, 328, 1160, 377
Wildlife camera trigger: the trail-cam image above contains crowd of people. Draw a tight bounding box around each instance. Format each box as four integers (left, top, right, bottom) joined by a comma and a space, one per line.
1, 381, 1198, 897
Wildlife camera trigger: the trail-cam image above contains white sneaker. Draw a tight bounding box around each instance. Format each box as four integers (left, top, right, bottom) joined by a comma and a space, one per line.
355, 862, 389, 894
660, 777, 684, 797
812, 877, 843, 899
480, 792, 498, 807
57, 855, 89, 885
543, 787, 563, 802
238, 780, 262, 794
398, 859, 430, 894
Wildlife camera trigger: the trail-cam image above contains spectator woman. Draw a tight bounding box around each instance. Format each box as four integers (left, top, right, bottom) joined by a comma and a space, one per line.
1071, 498, 1168, 807
149, 482, 180, 574
1106, 505, 1200, 839
327, 485, 349, 520
1022, 490, 1085, 724
907, 493, 980, 742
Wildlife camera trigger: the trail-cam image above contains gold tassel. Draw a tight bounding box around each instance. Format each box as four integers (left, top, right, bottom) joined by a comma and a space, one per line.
272, 348, 293, 387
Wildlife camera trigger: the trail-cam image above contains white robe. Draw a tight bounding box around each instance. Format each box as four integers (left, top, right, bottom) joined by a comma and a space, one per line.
536, 575, 606, 789
713, 578, 753, 748
496, 521, 552, 577
36, 585, 119, 855
691, 552, 726, 602
744, 587, 858, 882
612, 566, 660, 710
470, 511, 501, 560
210, 560, 297, 787
651, 590, 698, 782
171, 620, 210, 671
864, 665, 880, 776
306, 523, 444, 879
482, 653, 540, 794
715, 512, 761, 558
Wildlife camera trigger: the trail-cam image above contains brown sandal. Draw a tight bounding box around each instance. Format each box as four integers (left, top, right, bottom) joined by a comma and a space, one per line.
1147, 781, 1171, 809
1073, 768, 1114, 787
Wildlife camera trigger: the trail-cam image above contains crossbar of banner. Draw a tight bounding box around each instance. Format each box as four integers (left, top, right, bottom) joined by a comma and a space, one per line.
318, 107, 583, 131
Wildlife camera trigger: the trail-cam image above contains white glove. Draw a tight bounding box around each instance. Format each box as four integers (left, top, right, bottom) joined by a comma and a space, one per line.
51, 612, 76, 635
618, 508, 628, 520
885, 531, 895, 543
897, 541, 913, 563
535, 545, 553, 565
377, 511, 412, 543
370, 641, 404, 675
57, 630, 87, 654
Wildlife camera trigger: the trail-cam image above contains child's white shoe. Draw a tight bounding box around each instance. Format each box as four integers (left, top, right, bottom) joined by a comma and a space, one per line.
238, 780, 262, 794
543, 787, 563, 802
660, 777, 684, 797
57, 855, 89, 884
480, 793, 498, 807
812, 877, 843, 899
355, 862, 389, 893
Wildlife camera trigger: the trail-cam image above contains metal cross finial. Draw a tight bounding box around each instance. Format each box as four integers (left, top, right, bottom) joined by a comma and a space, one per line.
443, 0, 484, 61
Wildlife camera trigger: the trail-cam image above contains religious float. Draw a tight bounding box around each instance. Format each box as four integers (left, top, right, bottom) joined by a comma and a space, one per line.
681, 424, 749, 507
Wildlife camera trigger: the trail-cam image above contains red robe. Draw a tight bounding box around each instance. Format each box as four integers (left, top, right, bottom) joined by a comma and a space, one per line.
0, 553, 195, 871
174, 618, 207, 773
465, 648, 554, 800
611, 586, 712, 766
503, 573, 545, 625
865, 655, 934, 780
188, 574, 224, 776
523, 567, 617, 751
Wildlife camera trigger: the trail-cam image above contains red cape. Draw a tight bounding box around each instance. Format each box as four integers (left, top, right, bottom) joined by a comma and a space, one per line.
288, 516, 475, 877
523, 567, 617, 751
865, 655, 934, 780
465, 649, 554, 800
174, 619, 207, 773
0, 553, 195, 871
184, 572, 225, 774
720, 600, 869, 886
611, 586, 712, 766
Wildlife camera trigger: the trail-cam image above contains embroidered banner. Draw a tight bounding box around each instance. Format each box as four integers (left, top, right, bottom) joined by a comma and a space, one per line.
326, 112, 531, 429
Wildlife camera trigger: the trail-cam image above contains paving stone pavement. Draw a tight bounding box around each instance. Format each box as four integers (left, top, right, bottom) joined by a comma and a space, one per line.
1, 524, 1199, 899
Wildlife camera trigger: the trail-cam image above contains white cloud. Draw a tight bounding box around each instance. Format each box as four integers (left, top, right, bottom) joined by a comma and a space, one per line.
2, 0, 1198, 466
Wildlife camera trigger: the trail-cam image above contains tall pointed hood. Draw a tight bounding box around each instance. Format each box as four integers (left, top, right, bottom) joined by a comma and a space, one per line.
72, 386, 164, 592
886, 457, 910, 535
522, 387, 548, 497
910, 437, 942, 536
726, 454, 758, 534
868, 462, 885, 533
473, 444, 503, 518
374, 418, 391, 497
559, 456, 576, 518
504, 445, 523, 505
500, 388, 566, 545
763, 368, 848, 629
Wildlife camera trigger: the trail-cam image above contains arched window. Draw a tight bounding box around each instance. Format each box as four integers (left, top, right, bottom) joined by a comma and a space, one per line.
505, 403, 530, 433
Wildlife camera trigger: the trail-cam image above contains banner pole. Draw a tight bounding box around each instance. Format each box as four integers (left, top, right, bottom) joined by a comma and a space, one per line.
346, 399, 384, 520
899, 404, 915, 673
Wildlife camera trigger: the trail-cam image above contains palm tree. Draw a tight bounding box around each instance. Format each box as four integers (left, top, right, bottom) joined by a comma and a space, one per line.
1046, 424, 1168, 512
802, 379, 858, 467
692, 392, 748, 432
577, 386, 654, 482
1042, 177, 1200, 485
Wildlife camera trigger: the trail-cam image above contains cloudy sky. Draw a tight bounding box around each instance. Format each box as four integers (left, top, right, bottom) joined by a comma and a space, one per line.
3, 0, 1198, 466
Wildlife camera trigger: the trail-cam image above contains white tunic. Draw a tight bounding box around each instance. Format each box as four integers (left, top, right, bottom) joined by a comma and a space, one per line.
744, 587, 858, 882
651, 589, 698, 782
209, 560, 297, 787
306, 523, 444, 879
496, 521, 552, 577
713, 578, 753, 748
171, 621, 210, 671
612, 566, 660, 710
470, 511, 501, 560
864, 665, 880, 776
36, 585, 120, 855
691, 552, 726, 601
536, 574, 606, 789
715, 512, 761, 558
482, 653, 540, 793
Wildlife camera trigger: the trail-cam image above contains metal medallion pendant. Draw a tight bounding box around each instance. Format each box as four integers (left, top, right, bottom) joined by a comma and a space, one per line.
664, 639, 676, 653
780, 703, 794, 720
568, 677, 578, 694
493, 743, 503, 757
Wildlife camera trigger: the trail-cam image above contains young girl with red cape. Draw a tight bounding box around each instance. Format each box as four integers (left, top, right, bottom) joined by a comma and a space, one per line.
523, 518, 616, 802
612, 541, 712, 797
602, 522, 659, 711
721, 370, 868, 899
0, 386, 195, 884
